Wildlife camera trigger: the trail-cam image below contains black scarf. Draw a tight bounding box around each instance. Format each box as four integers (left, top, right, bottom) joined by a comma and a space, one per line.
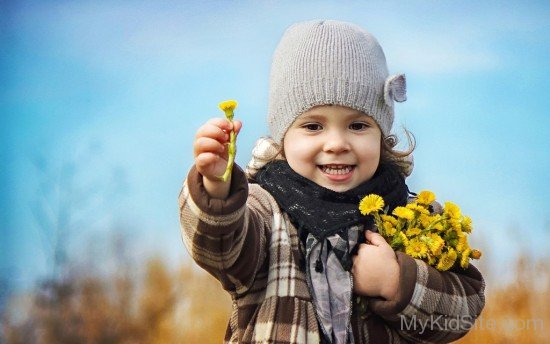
255, 160, 409, 270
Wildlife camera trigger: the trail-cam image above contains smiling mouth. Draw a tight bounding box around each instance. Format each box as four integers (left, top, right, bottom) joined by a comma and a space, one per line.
318, 164, 355, 175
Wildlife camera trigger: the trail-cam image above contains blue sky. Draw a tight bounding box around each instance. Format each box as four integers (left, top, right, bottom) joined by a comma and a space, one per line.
2, 0, 550, 291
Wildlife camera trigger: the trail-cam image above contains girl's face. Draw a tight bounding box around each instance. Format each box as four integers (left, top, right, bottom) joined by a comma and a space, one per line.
283, 105, 382, 192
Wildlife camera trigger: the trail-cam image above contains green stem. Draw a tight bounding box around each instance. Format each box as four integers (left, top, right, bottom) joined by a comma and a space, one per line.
218, 108, 236, 182
219, 130, 236, 182
373, 213, 385, 236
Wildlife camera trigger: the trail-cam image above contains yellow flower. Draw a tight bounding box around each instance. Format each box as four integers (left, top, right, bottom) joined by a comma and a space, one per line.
406, 227, 422, 237
436, 248, 457, 271
355, 189, 480, 271
381, 214, 398, 226
461, 216, 473, 233
391, 232, 409, 249
455, 233, 469, 253
216, 99, 238, 182
400, 232, 409, 246
417, 190, 436, 205
406, 238, 429, 258
444, 201, 461, 220
218, 99, 238, 112
392, 207, 415, 221
470, 249, 482, 260
460, 248, 471, 269
406, 203, 430, 215
426, 233, 445, 256
383, 221, 397, 236
419, 214, 433, 228
429, 214, 444, 231
449, 219, 462, 232
359, 194, 385, 215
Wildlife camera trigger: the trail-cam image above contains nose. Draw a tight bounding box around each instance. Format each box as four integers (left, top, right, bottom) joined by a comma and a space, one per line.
323, 130, 351, 154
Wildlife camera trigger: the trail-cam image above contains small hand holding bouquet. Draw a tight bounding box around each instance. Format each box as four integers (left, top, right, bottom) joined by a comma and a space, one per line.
358, 191, 481, 271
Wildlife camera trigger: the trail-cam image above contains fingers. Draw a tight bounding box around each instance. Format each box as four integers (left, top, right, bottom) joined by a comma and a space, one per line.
195, 152, 223, 169
193, 137, 225, 157
195, 118, 232, 143
193, 117, 243, 180
194, 118, 243, 158
233, 120, 242, 135
364, 230, 388, 247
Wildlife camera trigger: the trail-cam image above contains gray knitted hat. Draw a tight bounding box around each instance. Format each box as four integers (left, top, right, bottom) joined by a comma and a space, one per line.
268, 20, 406, 143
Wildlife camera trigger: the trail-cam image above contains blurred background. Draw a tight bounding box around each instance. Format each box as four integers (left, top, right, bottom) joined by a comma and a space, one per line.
1, 0, 549, 342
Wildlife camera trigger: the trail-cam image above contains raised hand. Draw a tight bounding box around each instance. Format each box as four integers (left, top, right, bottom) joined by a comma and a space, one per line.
193, 118, 242, 198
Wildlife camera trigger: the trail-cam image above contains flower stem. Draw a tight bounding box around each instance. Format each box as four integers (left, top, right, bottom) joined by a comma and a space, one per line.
219, 129, 236, 182
373, 213, 384, 236
216, 100, 237, 183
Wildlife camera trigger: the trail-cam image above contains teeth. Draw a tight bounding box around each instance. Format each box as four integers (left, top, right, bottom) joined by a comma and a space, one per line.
321, 165, 353, 175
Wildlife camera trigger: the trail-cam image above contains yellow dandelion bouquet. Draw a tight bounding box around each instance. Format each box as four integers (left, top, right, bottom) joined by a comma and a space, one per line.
358, 191, 481, 271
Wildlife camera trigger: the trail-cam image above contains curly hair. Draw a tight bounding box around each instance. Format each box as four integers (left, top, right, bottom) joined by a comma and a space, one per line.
380, 128, 416, 176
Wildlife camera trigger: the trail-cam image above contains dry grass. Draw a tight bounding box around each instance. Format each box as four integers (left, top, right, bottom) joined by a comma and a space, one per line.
2, 254, 547, 343
457, 256, 549, 343
1, 257, 231, 344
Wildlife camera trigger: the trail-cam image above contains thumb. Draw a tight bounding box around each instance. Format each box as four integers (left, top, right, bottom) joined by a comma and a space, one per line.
232, 120, 243, 135
365, 230, 388, 247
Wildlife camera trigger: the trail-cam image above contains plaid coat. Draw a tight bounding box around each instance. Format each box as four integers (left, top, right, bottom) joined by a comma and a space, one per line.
179, 165, 485, 343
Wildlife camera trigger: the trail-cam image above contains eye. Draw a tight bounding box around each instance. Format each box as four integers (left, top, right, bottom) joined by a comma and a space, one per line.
349, 122, 370, 131
302, 123, 323, 131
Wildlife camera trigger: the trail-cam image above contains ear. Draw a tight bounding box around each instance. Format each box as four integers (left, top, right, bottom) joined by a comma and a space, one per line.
384, 74, 407, 107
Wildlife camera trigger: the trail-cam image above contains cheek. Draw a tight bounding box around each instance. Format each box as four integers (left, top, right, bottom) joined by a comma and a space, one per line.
284, 143, 310, 171
283, 134, 318, 177
283, 136, 296, 162
359, 139, 381, 159
283, 133, 308, 161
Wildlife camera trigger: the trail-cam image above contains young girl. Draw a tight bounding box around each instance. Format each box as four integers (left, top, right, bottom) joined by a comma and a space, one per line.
179, 20, 485, 343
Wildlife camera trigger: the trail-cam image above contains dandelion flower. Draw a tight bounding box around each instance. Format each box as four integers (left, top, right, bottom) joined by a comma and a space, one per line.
381, 214, 398, 226
391, 232, 409, 249
419, 214, 433, 228
406, 238, 428, 258
383, 221, 397, 236
399, 232, 409, 246
355, 189, 480, 273
433, 221, 444, 232
455, 233, 469, 253
406, 227, 422, 237
406, 203, 430, 215
217, 100, 238, 182
218, 99, 238, 117
436, 248, 457, 271
392, 207, 415, 221
470, 249, 482, 260
359, 194, 385, 215
460, 248, 471, 269
462, 216, 473, 233
452, 219, 464, 232
427, 233, 445, 256
444, 201, 461, 220
417, 190, 436, 205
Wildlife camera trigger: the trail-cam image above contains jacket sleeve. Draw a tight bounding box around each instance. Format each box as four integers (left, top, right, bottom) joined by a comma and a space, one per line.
178, 164, 270, 296
368, 251, 486, 343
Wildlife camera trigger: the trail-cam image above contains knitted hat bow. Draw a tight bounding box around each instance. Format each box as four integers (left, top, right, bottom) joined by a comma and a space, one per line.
384, 74, 407, 107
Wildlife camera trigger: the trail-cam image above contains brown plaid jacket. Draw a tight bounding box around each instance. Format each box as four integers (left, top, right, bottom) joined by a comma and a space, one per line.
179, 165, 485, 343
